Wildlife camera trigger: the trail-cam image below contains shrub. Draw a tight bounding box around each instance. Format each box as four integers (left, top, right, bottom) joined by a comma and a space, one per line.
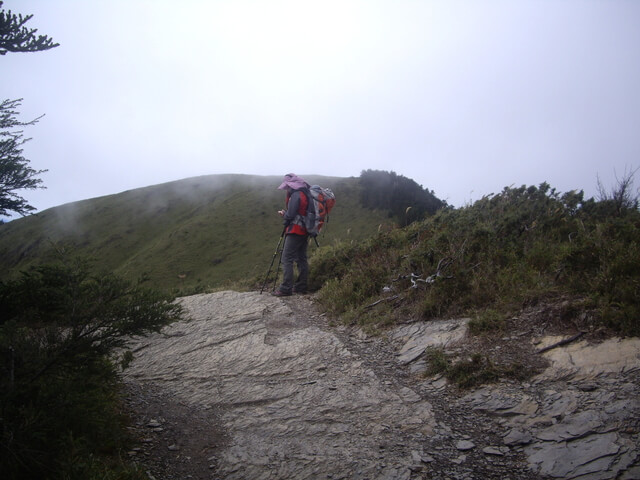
424, 348, 529, 389
314, 181, 640, 336
0, 258, 184, 479
468, 309, 506, 335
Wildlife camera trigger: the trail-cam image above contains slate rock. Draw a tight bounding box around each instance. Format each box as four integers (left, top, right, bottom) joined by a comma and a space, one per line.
483, 446, 505, 456
535, 410, 603, 441
456, 440, 476, 451
503, 428, 533, 446
125, 291, 438, 480
526, 432, 624, 478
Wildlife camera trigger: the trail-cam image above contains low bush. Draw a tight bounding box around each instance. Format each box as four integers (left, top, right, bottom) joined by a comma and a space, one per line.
0, 258, 184, 479
468, 309, 506, 335
314, 180, 640, 336
424, 348, 530, 389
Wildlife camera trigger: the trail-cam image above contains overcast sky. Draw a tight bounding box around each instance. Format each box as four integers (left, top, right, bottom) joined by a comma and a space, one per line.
3, 0, 639, 218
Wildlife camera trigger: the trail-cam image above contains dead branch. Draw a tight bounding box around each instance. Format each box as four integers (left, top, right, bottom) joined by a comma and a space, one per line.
364, 295, 400, 309
422, 257, 454, 285
410, 273, 427, 288
536, 331, 585, 354
391, 257, 454, 290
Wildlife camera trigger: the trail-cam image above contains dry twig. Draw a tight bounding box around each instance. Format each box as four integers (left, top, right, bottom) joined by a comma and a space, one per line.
364, 295, 400, 309
536, 332, 585, 354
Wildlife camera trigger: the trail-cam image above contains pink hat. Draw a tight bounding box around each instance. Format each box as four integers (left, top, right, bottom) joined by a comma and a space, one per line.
277, 173, 310, 191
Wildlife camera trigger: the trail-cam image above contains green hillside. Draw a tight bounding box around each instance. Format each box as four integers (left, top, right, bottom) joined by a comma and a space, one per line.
0, 174, 390, 293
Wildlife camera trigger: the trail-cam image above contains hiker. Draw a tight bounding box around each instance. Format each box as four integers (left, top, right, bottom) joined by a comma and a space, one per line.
273, 173, 311, 296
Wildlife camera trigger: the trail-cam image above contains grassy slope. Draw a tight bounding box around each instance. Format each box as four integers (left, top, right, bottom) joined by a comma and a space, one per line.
0, 174, 390, 293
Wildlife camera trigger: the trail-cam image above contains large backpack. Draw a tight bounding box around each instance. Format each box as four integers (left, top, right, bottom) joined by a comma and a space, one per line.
303, 185, 335, 238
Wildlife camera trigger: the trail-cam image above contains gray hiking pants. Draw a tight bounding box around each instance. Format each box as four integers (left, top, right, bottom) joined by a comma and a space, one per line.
279, 234, 309, 294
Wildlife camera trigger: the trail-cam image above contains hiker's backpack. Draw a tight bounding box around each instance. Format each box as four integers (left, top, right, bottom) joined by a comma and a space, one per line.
304, 185, 335, 237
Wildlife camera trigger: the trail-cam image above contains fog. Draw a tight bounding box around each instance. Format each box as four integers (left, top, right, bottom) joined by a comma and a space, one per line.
2, 0, 639, 220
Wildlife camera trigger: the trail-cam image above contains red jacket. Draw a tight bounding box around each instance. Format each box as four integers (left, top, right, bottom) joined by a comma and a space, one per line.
283, 189, 309, 236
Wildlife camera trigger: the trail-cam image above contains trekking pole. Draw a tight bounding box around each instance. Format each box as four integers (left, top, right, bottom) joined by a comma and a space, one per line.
272, 233, 287, 293
260, 228, 286, 294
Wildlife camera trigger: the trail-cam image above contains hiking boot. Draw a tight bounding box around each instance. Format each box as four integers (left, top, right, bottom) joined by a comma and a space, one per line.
293, 288, 307, 294
272, 289, 292, 297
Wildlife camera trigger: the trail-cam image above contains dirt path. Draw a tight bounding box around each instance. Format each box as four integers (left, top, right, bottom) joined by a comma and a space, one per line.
122, 291, 640, 480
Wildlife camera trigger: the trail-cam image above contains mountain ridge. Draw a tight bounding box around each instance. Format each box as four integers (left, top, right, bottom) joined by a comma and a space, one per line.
0, 174, 390, 293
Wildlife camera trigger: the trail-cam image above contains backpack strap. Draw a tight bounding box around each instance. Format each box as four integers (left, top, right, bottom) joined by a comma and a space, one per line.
286, 189, 311, 234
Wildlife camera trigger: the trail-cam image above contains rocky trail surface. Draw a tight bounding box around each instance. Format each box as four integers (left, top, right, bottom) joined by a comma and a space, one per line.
123, 291, 640, 479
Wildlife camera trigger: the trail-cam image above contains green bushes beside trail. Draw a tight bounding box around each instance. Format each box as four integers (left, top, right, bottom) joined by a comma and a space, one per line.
313, 182, 640, 337
0, 259, 184, 480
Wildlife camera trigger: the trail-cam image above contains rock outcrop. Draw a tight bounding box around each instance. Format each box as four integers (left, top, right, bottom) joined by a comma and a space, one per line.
124, 291, 640, 479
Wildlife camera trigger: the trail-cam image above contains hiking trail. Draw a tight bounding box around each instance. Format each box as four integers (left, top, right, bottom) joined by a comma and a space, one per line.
123, 291, 640, 480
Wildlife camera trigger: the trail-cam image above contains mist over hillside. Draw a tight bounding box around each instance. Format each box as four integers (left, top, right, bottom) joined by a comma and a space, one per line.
0, 174, 396, 293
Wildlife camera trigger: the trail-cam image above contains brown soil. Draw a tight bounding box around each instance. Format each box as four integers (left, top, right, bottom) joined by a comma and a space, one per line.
124, 382, 229, 480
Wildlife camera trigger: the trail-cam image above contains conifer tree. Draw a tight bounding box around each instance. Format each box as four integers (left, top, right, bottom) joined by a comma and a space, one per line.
0, 1, 58, 55
0, 98, 47, 217
0, 1, 57, 218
